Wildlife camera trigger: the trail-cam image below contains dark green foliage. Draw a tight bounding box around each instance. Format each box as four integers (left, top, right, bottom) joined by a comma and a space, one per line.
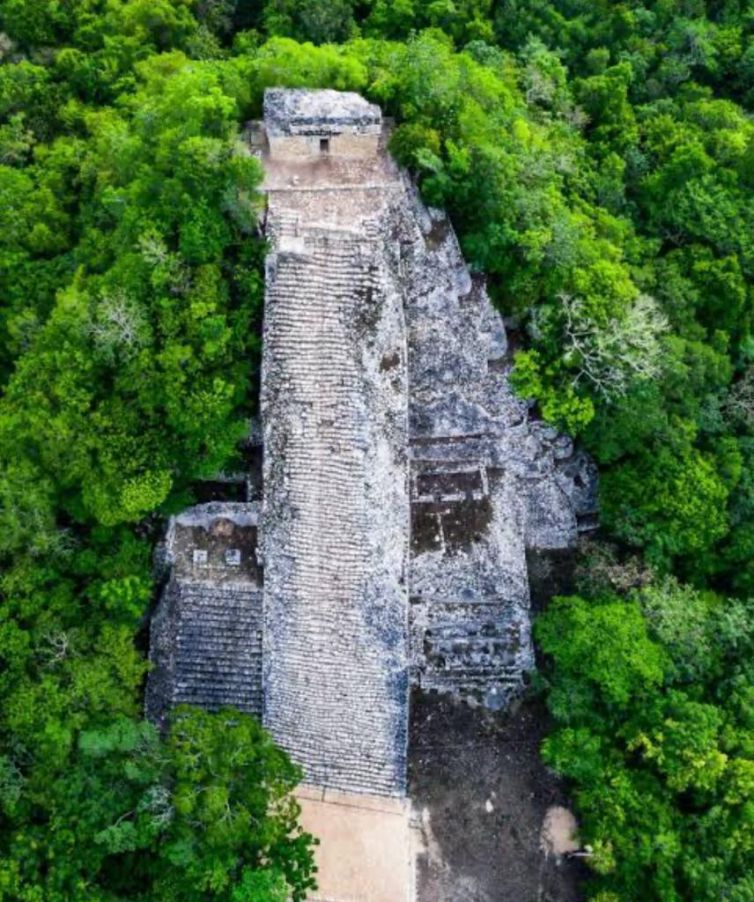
0, 54, 265, 544
364, 0, 494, 43
263, 0, 357, 44
600, 443, 729, 567
537, 583, 754, 900
0, 708, 315, 900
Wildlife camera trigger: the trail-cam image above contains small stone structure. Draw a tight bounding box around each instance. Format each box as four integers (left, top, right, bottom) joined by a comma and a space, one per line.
264, 88, 382, 161
147, 89, 597, 798
145, 503, 263, 727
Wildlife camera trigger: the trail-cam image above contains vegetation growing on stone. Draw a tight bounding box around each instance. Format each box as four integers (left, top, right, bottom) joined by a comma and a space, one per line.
0, 0, 753, 898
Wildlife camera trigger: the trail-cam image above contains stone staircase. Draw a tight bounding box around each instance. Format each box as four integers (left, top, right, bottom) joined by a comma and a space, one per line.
171, 582, 263, 715
261, 217, 409, 796
145, 505, 264, 728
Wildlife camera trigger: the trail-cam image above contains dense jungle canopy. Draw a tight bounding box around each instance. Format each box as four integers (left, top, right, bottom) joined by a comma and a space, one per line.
0, 1, 753, 899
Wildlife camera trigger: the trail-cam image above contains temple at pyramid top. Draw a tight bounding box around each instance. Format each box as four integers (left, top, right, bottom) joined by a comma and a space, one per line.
263, 87, 382, 159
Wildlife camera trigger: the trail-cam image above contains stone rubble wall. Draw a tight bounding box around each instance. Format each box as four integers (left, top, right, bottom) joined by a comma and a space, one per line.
370, 195, 528, 707
393, 187, 594, 708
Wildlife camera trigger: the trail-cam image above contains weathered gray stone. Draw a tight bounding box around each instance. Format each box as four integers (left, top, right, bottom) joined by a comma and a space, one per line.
264, 88, 382, 137
264, 88, 383, 161
260, 232, 410, 794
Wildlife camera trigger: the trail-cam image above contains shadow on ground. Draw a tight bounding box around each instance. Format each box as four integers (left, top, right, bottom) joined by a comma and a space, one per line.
409, 690, 587, 902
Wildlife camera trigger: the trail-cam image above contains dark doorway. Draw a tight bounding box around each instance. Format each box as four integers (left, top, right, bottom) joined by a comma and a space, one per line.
320, 137, 330, 154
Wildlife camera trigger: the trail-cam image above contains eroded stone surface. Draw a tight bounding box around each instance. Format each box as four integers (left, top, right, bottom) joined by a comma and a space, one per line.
398, 193, 598, 709
265, 88, 381, 137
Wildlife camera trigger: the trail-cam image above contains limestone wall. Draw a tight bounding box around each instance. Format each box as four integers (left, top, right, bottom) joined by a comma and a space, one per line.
330, 132, 381, 158
268, 132, 380, 160
388, 195, 531, 707
267, 134, 316, 160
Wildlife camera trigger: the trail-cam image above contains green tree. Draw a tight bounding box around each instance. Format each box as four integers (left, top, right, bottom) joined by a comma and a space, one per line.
601, 442, 729, 567
537, 585, 754, 901
0, 711, 316, 900
263, 0, 357, 43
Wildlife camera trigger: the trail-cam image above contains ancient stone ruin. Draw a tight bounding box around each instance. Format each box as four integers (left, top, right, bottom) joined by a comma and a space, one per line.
146, 503, 264, 725
147, 89, 597, 799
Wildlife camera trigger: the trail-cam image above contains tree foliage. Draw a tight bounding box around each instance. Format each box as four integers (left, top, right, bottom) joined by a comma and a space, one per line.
537, 584, 754, 900
0, 708, 315, 900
